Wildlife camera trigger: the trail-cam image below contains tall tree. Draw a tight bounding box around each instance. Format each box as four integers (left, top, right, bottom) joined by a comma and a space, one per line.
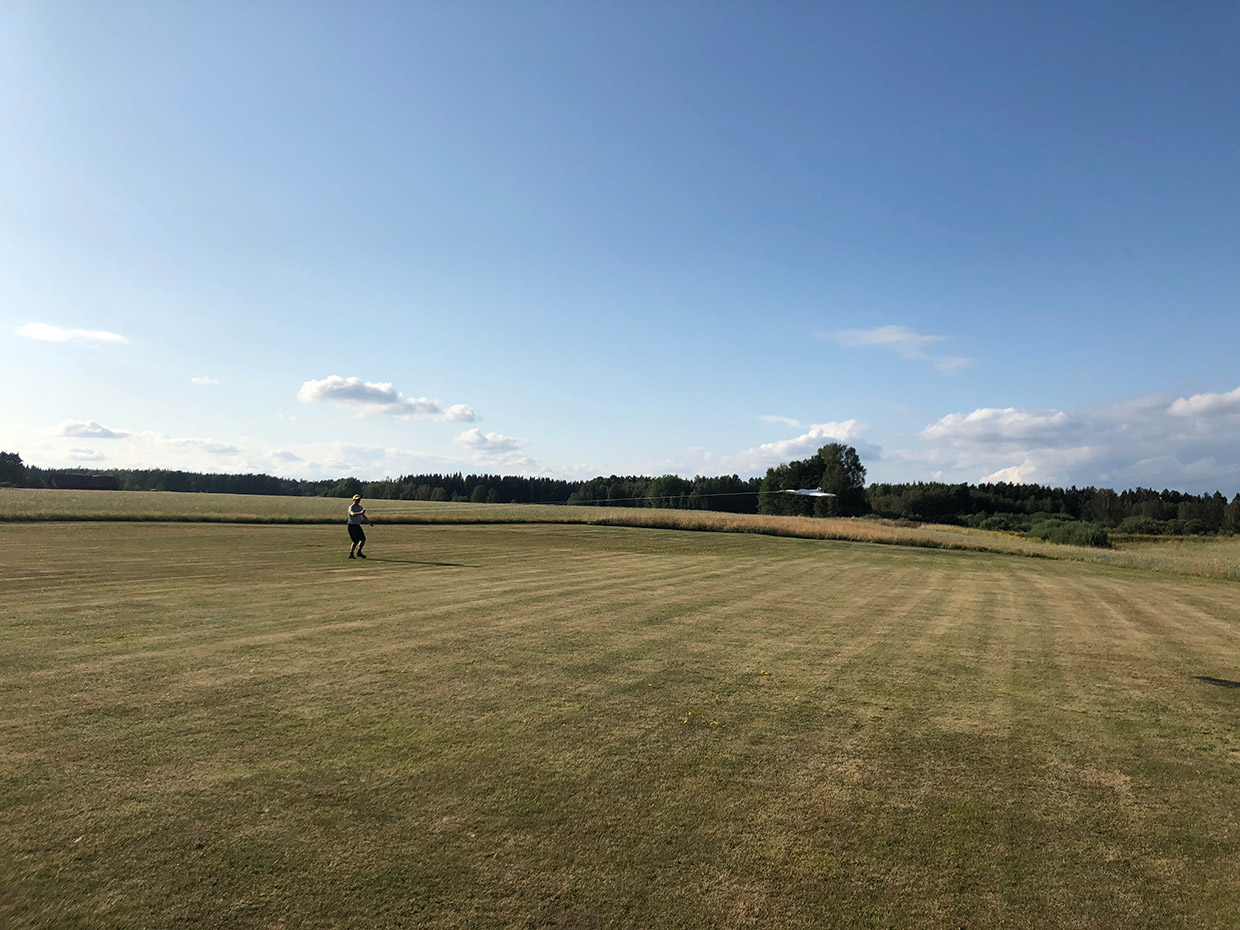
0, 451, 28, 487
759, 443, 868, 517
1224, 495, 1240, 536
816, 442, 868, 516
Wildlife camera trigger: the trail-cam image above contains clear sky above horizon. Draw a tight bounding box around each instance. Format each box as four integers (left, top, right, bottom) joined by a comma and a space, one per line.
3, 2, 1238, 494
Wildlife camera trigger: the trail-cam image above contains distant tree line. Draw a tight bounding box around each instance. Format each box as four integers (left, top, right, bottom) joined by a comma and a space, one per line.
333, 472, 763, 511
566, 474, 762, 511
22, 463, 330, 496
5, 448, 1238, 536
13, 458, 762, 510
868, 481, 1240, 536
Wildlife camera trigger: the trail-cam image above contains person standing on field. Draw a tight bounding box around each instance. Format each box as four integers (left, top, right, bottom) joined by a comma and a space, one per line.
347, 494, 373, 559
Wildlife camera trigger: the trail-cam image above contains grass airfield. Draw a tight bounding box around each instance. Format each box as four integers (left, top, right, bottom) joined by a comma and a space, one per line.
2, 499, 1239, 928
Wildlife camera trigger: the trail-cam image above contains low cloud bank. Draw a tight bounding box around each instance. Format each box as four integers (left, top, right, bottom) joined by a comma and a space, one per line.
914, 385, 1240, 492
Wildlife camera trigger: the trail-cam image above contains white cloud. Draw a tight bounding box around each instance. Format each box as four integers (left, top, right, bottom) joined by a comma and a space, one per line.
922, 408, 1072, 446
1168, 385, 1240, 418
706, 420, 873, 475
191, 376, 220, 386
915, 387, 1240, 492
297, 375, 473, 422
825, 324, 973, 371
68, 448, 105, 462
59, 420, 129, 439
454, 428, 536, 470
455, 428, 521, 453
979, 464, 1026, 484
17, 323, 127, 344
298, 376, 439, 417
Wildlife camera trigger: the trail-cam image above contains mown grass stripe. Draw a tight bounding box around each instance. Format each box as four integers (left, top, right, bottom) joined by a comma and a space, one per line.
3, 521, 1240, 928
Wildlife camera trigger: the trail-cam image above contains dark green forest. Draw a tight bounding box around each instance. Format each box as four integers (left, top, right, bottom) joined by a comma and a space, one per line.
4, 449, 1238, 538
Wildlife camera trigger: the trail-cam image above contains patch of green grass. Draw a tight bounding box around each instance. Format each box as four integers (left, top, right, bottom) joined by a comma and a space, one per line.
2, 522, 1238, 928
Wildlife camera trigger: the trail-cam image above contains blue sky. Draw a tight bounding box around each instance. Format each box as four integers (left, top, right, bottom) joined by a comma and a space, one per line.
3, 2, 1238, 493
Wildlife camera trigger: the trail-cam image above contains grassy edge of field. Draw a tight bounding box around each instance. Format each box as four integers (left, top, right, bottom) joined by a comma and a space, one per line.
0, 508, 1051, 553
4, 487, 1240, 581
0, 489, 1057, 558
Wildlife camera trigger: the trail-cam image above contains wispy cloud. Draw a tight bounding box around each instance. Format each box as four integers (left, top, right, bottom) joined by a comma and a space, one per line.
59, 420, 129, 439
831, 325, 944, 354
760, 414, 802, 426
931, 355, 974, 372
298, 375, 477, 422
824, 325, 972, 372
191, 376, 220, 386
167, 437, 240, 455
17, 323, 127, 344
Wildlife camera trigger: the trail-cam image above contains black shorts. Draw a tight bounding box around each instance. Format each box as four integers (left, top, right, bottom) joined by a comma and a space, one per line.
348, 523, 366, 543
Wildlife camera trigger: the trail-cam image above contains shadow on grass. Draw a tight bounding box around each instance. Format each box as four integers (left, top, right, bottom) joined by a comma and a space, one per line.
364, 558, 476, 568
1194, 676, 1240, 689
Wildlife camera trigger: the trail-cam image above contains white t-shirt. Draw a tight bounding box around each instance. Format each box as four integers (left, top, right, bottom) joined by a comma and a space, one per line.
348, 503, 366, 524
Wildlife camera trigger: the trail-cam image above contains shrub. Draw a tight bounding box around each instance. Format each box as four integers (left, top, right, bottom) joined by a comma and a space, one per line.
978, 513, 1027, 532
1118, 516, 1165, 535
1028, 520, 1111, 548
1027, 520, 1060, 540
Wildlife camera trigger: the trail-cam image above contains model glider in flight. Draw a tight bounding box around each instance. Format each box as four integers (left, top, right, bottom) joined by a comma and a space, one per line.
780, 489, 835, 497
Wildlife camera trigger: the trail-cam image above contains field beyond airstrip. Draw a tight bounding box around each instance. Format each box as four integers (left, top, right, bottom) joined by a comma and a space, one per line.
1, 492, 1238, 928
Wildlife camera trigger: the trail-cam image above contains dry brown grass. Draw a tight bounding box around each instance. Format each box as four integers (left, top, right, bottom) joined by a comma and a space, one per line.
9, 488, 1239, 581
2, 521, 1238, 928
